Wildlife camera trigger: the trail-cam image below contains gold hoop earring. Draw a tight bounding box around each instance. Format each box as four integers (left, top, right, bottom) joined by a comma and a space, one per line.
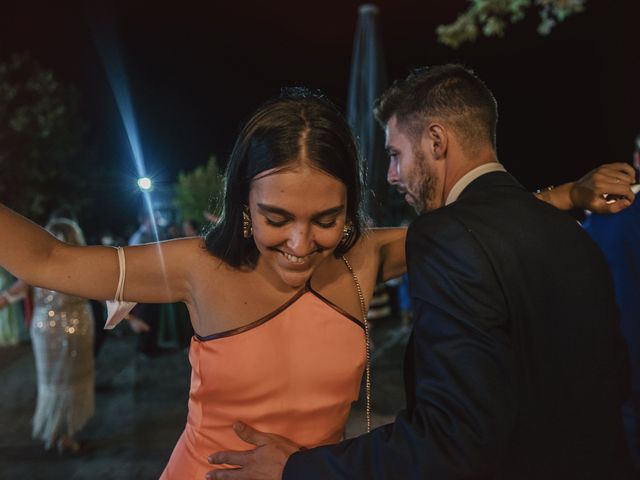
242, 207, 253, 238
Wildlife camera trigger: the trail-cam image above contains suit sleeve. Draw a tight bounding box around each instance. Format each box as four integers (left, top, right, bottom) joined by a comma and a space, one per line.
283, 212, 517, 479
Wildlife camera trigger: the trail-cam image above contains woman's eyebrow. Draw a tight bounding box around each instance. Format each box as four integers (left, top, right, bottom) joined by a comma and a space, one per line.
311, 206, 344, 219
256, 204, 344, 218
256, 204, 292, 217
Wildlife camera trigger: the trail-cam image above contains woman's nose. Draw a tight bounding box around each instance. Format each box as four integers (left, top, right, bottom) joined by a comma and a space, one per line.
285, 225, 313, 255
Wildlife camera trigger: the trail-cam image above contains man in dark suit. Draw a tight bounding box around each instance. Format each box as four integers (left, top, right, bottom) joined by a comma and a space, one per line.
207, 65, 634, 479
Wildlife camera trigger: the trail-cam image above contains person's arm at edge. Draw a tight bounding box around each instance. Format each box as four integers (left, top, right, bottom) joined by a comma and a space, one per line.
538, 163, 636, 213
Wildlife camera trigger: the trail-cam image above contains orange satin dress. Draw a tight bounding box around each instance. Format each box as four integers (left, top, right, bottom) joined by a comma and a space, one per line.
160, 280, 366, 480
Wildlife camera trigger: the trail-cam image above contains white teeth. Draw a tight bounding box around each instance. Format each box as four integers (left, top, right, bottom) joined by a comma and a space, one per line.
281, 251, 307, 264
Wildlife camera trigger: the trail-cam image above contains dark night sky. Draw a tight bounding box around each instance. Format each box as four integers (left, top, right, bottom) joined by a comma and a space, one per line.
2, 0, 639, 236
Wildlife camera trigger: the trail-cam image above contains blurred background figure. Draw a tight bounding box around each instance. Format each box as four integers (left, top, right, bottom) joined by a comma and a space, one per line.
582, 134, 640, 473
395, 273, 412, 328
0, 267, 27, 346
182, 219, 200, 237
128, 211, 156, 245
48, 210, 111, 358
0, 218, 95, 454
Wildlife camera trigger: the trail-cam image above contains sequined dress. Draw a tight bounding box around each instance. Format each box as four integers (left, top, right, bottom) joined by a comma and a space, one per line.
30, 287, 95, 447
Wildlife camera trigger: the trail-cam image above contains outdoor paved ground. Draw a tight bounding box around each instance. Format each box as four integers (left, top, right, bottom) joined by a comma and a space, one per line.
0, 316, 409, 479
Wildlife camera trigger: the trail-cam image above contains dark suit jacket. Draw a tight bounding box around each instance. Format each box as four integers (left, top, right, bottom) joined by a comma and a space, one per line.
284, 171, 632, 479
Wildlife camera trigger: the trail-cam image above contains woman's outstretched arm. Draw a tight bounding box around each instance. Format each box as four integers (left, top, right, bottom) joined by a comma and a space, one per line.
0, 205, 196, 304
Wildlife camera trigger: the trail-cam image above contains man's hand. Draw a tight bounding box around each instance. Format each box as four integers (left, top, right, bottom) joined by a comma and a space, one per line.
206, 422, 301, 480
569, 162, 636, 213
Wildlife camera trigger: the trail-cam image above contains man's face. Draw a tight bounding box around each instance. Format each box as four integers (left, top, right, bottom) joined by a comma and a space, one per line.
385, 115, 439, 214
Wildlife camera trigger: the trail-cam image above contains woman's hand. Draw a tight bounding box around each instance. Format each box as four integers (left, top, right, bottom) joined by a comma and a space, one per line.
539, 163, 636, 213
569, 162, 636, 213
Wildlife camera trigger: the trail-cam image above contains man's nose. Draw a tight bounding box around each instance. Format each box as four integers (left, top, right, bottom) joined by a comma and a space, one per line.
387, 158, 399, 185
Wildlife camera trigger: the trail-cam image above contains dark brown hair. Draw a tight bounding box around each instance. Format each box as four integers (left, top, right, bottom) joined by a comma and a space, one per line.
374, 64, 498, 153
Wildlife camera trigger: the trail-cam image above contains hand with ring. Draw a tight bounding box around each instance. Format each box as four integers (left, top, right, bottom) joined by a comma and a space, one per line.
569, 162, 636, 213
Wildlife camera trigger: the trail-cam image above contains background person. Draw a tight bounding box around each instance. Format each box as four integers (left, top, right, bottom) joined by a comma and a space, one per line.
582, 135, 640, 473
0, 218, 95, 454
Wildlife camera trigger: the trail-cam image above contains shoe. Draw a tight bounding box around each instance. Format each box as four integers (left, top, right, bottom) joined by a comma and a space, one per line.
56, 437, 81, 455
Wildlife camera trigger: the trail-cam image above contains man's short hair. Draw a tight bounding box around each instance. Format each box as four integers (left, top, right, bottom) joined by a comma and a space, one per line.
374, 64, 498, 153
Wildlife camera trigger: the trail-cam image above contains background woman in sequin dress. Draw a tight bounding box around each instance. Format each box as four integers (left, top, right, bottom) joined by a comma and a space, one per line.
0, 218, 95, 453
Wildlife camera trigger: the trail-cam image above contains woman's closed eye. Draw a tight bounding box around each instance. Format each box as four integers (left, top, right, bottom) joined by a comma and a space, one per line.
265, 217, 289, 227
264, 217, 337, 229
315, 219, 337, 229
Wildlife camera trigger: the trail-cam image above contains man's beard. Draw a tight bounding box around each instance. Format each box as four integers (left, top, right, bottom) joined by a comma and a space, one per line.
407, 151, 438, 214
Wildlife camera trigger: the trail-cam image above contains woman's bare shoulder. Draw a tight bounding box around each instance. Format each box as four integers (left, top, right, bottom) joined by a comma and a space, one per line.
170, 236, 242, 280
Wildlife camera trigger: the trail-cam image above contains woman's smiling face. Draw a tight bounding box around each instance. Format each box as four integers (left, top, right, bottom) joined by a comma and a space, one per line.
248, 164, 347, 290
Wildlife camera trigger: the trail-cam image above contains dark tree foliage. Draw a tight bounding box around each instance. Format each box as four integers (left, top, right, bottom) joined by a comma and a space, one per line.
0, 53, 94, 223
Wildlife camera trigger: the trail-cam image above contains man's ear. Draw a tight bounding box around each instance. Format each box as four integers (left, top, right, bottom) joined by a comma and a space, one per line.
427, 123, 447, 159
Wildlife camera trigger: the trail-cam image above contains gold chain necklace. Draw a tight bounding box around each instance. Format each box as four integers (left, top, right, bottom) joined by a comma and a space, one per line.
341, 255, 371, 433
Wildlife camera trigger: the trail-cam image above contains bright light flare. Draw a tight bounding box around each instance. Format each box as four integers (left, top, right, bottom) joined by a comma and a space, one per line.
92, 19, 171, 299
137, 177, 153, 191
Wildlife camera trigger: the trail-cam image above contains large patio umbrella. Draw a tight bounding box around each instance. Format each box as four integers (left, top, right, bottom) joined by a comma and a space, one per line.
346, 4, 389, 225
347, 5, 412, 363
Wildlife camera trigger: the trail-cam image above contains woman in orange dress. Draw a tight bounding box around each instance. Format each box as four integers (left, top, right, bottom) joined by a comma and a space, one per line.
0, 91, 406, 479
